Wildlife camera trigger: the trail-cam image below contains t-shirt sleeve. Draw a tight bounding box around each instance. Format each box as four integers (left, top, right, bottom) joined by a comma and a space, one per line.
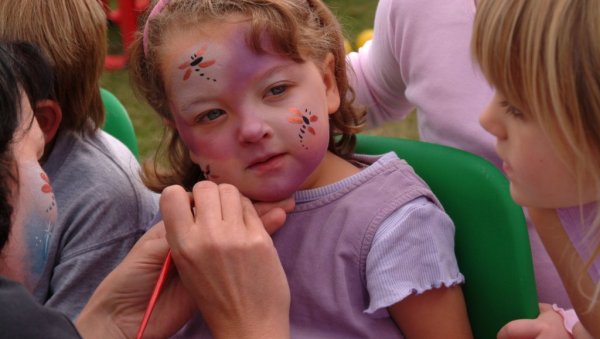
364, 196, 464, 316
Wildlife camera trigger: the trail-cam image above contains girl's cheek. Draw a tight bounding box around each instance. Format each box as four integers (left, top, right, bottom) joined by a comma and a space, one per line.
172, 115, 205, 156
285, 106, 329, 151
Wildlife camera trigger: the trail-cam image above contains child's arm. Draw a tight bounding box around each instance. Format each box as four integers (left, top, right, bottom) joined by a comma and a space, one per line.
528, 207, 600, 337
388, 285, 472, 338
497, 303, 572, 339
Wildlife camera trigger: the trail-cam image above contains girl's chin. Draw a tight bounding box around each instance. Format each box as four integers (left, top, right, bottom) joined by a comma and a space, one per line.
248, 191, 295, 203
243, 185, 299, 203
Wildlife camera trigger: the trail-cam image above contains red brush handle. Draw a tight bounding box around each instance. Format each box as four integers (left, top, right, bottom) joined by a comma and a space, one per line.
136, 250, 173, 339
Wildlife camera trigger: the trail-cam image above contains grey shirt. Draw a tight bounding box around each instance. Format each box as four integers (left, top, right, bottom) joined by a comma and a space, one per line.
0, 276, 81, 338
36, 130, 159, 319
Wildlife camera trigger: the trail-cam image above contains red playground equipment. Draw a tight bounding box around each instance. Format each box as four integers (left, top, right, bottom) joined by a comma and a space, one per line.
101, 0, 149, 70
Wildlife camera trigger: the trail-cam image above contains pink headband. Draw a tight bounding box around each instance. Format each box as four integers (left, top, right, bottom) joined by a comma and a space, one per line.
143, 0, 171, 56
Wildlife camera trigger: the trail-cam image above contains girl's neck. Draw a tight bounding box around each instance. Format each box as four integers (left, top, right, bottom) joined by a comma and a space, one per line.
300, 151, 360, 190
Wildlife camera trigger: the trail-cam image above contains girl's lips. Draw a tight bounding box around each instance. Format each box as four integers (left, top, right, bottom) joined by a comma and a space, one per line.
247, 153, 286, 173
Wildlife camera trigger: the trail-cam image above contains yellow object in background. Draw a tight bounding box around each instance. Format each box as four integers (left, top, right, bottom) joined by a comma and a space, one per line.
355, 29, 374, 49
344, 39, 353, 53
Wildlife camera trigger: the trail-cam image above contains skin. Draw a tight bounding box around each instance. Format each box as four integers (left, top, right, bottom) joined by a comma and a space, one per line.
480, 92, 599, 338
0, 94, 55, 291
159, 182, 291, 339
75, 186, 293, 339
496, 303, 572, 339
159, 15, 472, 338
160, 17, 359, 202
78, 187, 294, 339
479, 93, 596, 209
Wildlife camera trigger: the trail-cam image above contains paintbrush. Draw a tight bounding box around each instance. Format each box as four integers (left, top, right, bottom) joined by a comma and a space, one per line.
136, 249, 173, 339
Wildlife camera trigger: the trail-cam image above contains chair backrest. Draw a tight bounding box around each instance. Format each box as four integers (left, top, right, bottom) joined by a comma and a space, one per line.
100, 88, 140, 159
355, 134, 538, 339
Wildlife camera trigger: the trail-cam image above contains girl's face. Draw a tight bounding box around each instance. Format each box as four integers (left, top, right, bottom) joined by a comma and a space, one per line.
480, 92, 596, 208
1, 92, 56, 290
160, 18, 340, 201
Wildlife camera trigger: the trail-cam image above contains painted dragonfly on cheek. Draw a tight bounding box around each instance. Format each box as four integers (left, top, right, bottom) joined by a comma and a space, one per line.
178, 45, 216, 81
288, 107, 318, 150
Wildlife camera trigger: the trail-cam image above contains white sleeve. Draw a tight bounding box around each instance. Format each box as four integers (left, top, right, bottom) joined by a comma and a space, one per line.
364, 197, 464, 316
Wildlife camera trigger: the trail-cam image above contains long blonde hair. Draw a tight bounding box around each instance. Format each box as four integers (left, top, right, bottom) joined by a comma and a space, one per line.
472, 0, 600, 310
129, 0, 364, 192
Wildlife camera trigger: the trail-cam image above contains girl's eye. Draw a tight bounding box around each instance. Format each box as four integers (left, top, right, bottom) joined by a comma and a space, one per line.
499, 100, 524, 119
268, 84, 288, 97
197, 109, 225, 123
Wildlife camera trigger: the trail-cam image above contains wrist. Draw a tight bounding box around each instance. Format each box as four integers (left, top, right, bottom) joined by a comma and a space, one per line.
552, 304, 579, 336
211, 313, 290, 339
75, 290, 127, 339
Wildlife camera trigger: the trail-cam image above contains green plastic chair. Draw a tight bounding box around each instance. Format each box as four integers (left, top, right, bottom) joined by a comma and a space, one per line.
100, 88, 140, 159
354, 134, 538, 339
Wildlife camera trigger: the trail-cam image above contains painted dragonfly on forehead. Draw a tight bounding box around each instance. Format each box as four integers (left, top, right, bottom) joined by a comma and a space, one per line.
179, 45, 216, 81
288, 107, 318, 150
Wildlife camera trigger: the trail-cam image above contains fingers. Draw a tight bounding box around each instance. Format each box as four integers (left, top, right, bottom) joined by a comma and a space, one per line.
497, 319, 543, 339
191, 181, 223, 223
162, 182, 291, 243
254, 196, 295, 216
215, 184, 244, 226
259, 208, 287, 235
254, 196, 294, 234
129, 222, 170, 265
241, 196, 267, 233
497, 304, 571, 339
160, 185, 195, 248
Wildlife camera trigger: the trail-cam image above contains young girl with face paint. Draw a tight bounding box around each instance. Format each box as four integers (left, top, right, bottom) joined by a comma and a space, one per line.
473, 0, 600, 338
130, 0, 472, 337
0, 40, 291, 339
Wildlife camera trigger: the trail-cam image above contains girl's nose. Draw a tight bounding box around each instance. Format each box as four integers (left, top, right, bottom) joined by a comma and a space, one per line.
237, 111, 273, 143
480, 97, 507, 140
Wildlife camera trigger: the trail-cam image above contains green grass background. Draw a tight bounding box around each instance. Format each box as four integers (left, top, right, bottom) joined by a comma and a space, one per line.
100, 0, 418, 161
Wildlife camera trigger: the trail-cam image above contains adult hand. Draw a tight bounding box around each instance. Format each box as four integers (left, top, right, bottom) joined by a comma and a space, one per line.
254, 196, 295, 234
161, 182, 291, 339
76, 221, 195, 339
181, 190, 294, 234
497, 303, 572, 339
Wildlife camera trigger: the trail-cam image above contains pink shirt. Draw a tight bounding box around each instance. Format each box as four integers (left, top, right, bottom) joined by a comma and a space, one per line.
347, 0, 573, 308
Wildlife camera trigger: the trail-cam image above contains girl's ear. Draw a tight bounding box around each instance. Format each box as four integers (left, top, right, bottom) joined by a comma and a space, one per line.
34, 100, 62, 145
323, 53, 340, 114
